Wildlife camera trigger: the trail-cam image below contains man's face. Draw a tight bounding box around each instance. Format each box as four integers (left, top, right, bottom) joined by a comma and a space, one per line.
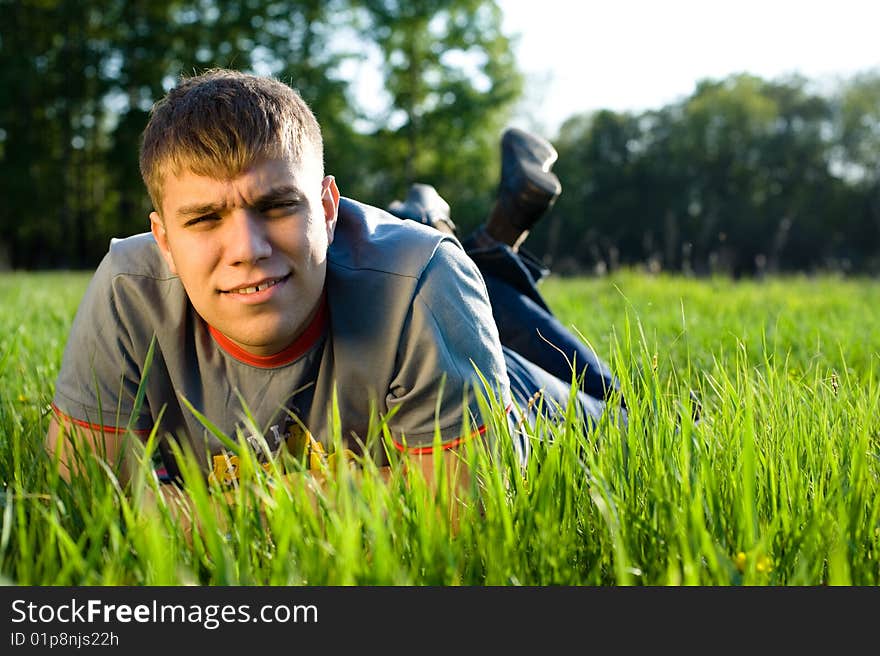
150, 155, 339, 356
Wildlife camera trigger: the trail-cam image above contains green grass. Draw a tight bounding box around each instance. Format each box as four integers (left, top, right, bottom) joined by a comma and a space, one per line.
1, 269, 879, 585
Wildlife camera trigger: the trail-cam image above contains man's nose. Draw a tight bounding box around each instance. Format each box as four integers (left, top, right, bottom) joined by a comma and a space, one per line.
226, 210, 272, 264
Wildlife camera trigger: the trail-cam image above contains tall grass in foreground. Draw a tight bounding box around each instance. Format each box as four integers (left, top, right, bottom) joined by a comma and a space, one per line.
1, 270, 879, 585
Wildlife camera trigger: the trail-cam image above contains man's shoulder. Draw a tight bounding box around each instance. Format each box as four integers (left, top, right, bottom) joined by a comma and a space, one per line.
104, 232, 175, 281
330, 197, 461, 279
87, 233, 183, 315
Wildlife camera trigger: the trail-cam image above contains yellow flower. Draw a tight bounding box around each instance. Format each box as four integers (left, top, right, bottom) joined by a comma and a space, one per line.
733, 551, 773, 574
756, 554, 773, 573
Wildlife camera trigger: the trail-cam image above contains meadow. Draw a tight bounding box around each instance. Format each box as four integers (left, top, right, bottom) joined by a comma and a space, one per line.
1, 269, 878, 585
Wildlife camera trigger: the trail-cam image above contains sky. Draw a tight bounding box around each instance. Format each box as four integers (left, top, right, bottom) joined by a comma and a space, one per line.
498, 0, 880, 135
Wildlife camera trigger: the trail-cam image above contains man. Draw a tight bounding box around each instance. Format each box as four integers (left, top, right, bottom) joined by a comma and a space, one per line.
48, 69, 514, 502
47, 69, 618, 507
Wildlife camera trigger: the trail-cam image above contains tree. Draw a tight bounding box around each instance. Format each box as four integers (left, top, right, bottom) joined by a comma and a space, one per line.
0, 0, 362, 268
832, 71, 880, 268
532, 73, 864, 275
0, 0, 116, 267
539, 110, 646, 272
359, 0, 522, 231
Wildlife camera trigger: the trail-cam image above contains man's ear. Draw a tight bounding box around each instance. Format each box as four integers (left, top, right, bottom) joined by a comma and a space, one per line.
150, 211, 178, 275
321, 175, 340, 245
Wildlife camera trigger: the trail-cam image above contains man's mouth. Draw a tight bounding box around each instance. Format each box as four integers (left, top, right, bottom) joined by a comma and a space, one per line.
223, 274, 290, 295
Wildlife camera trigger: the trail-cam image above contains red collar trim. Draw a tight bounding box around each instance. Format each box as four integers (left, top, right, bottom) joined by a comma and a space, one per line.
208, 293, 328, 368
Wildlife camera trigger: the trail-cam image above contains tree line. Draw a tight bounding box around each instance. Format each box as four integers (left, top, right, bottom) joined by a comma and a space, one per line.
534, 72, 880, 276
2, 0, 879, 275
0, 0, 520, 269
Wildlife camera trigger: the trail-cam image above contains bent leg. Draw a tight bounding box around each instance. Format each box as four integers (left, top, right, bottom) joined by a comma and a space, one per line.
503, 346, 608, 431
465, 234, 622, 406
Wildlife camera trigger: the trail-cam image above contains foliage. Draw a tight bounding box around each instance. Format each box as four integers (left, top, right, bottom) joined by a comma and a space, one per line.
356, 0, 522, 231
2, 2, 879, 273
0, 0, 518, 268
532, 72, 880, 276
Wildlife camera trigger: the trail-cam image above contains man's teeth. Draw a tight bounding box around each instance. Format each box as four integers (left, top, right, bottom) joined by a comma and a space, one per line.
231, 278, 281, 294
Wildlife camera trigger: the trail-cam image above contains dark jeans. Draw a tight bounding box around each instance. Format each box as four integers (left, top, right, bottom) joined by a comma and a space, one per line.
463, 233, 623, 431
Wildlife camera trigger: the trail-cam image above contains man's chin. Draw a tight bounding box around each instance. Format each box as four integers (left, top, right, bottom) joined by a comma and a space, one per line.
238, 331, 294, 356
211, 319, 296, 357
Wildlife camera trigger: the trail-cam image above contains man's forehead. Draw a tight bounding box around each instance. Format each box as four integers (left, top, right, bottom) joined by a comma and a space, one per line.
170, 158, 323, 192
161, 156, 319, 214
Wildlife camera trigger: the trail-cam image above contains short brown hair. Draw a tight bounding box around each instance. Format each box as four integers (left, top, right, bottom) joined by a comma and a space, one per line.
139, 68, 324, 211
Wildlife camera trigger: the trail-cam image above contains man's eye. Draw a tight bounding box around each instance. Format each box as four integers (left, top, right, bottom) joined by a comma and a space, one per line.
185, 214, 219, 227
261, 202, 299, 216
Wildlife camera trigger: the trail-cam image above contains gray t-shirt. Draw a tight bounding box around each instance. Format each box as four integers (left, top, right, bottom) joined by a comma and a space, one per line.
52, 198, 511, 476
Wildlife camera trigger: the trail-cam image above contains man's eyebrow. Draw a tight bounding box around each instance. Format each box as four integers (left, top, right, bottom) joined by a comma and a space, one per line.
175, 186, 305, 219
176, 200, 227, 219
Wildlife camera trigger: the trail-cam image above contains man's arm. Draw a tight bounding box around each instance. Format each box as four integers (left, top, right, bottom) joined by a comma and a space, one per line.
46, 415, 128, 483
407, 447, 473, 529
45, 415, 199, 533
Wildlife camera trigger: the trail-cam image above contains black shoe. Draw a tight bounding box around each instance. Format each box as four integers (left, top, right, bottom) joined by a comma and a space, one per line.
387, 183, 457, 236
497, 127, 562, 232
